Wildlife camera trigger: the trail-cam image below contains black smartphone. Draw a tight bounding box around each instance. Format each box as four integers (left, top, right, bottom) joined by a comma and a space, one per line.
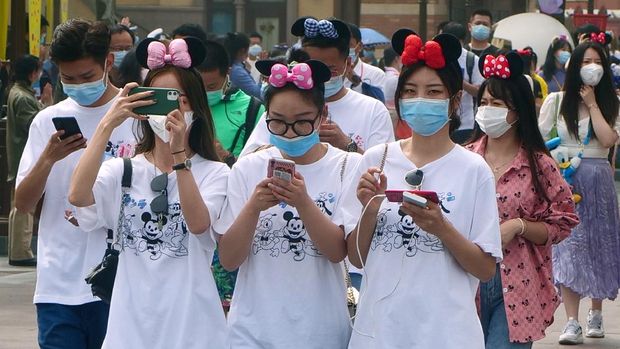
128, 87, 180, 115
52, 117, 82, 140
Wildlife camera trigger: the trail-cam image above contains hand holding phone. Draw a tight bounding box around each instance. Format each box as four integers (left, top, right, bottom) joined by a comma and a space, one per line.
129, 87, 180, 115
267, 158, 296, 182
386, 190, 439, 205
52, 117, 82, 140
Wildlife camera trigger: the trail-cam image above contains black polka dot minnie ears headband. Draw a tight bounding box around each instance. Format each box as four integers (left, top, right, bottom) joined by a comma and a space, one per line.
255, 59, 331, 90
291, 17, 351, 44
391, 29, 461, 69
135, 36, 206, 70
478, 51, 524, 80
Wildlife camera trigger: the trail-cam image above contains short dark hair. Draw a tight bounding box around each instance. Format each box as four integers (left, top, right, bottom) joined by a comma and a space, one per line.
109, 24, 135, 45
470, 9, 493, 23
249, 32, 262, 41
436, 20, 450, 35
12, 55, 41, 83
263, 83, 325, 117
223, 32, 250, 62
348, 23, 362, 43
117, 48, 143, 86
442, 22, 467, 41
197, 40, 230, 75
50, 19, 110, 66
172, 23, 208, 44
382, 47, 398, 67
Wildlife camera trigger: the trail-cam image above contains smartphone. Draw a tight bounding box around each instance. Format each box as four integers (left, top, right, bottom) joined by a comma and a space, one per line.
403, 191, 428, 208
267, 158, 296, 182
129, 87, 180, 115
52, 117, 82, 140
385, 190, 439, 204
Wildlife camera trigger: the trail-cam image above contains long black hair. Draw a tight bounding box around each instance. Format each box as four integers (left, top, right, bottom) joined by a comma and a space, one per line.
469, 75, 551, 202
136, 65, 219, 162
561, 42, 619, 140
542, 36, 571, 81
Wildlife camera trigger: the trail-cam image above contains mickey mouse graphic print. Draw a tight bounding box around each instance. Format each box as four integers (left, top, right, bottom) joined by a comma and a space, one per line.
75, 154, 230, 349
340, 142, 503, 349
214, 145, 360, 349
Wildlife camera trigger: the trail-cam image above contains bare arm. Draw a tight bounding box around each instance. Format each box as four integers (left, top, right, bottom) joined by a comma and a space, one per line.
16, 131, 86, 213
463, 80, 480, 98
69, 84, 152, 208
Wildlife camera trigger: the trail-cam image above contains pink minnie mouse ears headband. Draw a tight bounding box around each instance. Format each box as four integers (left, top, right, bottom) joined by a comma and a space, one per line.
255, 60, 331, 90
136, 37, 206, 70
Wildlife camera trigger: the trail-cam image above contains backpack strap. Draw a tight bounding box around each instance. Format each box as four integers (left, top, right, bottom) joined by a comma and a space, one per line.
465, 51, 475, 85
121, 158, 132, 188
227, 96, 263, 156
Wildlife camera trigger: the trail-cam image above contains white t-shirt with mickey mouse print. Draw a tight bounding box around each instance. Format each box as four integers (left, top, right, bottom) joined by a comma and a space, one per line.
238, 88, 395, 157
213, 144, 361, 349
75, 154, 230, 349
340, 142, 502, 349
15, 96, 136, 306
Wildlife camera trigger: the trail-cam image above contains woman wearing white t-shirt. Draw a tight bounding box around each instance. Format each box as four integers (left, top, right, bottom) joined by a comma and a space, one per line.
68, 37, 229, 348
214, 59, 359, 348
343, 29, 502, 349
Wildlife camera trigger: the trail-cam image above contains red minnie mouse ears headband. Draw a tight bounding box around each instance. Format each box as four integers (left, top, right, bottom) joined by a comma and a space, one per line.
391, 29, 461, 69
135, 36, 206, 70
477, 50, 524, 80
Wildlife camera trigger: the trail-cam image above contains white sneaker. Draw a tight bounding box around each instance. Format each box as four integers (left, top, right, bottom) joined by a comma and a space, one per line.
559, 318, 584, 345
585, 309, 605, 338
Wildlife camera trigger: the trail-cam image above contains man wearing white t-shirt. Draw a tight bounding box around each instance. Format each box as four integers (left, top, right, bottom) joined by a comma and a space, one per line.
14, 19, 135, 349
344, 23, 387, 98
441, 22, 484, 143
240, 19, 394, 158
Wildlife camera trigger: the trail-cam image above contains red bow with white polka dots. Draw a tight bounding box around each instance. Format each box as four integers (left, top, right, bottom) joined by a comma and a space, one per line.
483, 54, 511, 79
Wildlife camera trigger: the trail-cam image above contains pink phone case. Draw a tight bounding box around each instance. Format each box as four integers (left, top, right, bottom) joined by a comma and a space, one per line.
267, 158, 296, 182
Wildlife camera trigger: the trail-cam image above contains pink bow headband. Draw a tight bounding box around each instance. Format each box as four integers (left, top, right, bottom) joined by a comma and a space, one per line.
147, 39, 192, 70
268, 63, 314, 89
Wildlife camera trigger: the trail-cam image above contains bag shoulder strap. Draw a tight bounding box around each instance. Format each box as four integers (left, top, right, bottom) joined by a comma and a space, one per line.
465, 51, 475, 84
379, 143, 388, 172
108, 158, 133, 250
243, 96, 262, 145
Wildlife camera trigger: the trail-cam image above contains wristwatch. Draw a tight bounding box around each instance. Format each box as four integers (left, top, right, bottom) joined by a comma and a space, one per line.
346, 139, 358, 153
172, 158, 192, 171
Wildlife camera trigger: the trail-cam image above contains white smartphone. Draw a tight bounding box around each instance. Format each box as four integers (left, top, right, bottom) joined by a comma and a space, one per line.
403, 191, 428, 208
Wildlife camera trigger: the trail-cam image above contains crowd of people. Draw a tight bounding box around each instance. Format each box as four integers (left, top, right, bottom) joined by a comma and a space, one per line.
2, 8, 620, 349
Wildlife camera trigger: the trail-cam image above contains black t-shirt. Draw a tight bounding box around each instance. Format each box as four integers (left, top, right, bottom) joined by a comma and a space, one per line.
466, 44, 500, 58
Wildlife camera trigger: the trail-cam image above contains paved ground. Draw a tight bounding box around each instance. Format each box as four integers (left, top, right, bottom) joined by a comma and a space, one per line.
1, 262, 619, 349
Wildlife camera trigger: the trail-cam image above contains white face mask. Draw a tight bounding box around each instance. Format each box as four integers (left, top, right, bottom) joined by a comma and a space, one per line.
147, 111, 194, 143
475, 106, 515, 138
580, 63, 604, 86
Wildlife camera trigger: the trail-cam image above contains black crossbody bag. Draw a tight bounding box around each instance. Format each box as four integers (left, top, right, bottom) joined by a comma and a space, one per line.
84, 158, 132, 303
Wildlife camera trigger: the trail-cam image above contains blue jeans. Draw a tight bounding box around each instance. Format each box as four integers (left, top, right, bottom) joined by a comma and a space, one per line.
480, 265, 532, 349
37, 301, 109, 349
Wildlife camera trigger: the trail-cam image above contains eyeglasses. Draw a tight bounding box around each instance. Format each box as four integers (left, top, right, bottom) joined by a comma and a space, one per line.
404, 169, 424, 190
266, 114, 320, 137
150, 172, 168, 230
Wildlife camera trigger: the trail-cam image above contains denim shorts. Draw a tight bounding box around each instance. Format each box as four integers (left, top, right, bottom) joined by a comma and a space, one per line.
37, 301, 109, 349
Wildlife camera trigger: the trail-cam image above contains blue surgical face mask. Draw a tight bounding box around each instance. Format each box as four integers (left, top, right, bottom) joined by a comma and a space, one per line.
324, 73, 345, 98
557, 50, 571, 65
112, 50, 128, 68
249, 44, 262, 57
471, 24, 491, 41
269, 131, 320, 157
62, 62, 108, 106
399, 97, 450, 136
349, 47, 358, 63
